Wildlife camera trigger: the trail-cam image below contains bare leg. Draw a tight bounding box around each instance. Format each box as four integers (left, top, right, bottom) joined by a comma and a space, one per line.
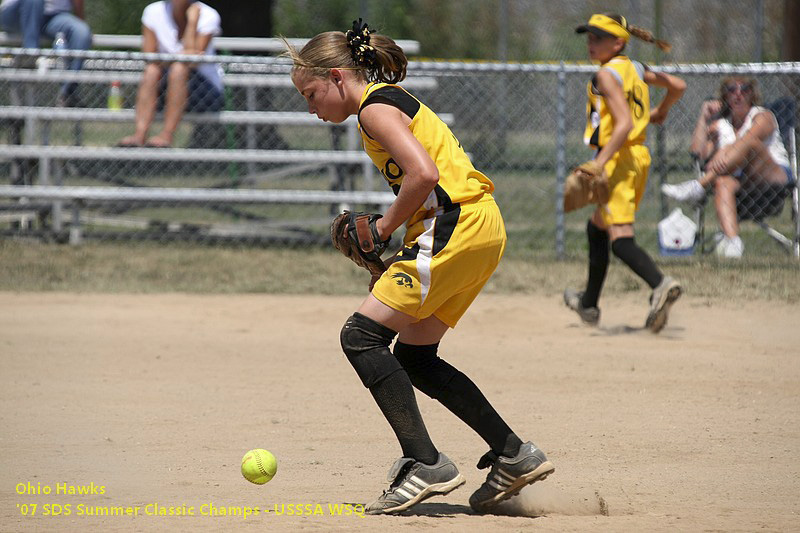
147, 62, 190, 147
118, 63, 162, 146
695, 143, 744, 188
590, 209, 635, 240
675, 135, 785, 204
358, 293, 443, 339
714, 175, 741, 238
606, 222, 634, 241
589, 208, 607, 231
716, 136, 787, 185
698, 170, 717, 188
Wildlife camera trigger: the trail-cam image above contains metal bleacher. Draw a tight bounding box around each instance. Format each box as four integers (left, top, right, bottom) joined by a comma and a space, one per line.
0, 35, 438, 245
0, 32, 422, 55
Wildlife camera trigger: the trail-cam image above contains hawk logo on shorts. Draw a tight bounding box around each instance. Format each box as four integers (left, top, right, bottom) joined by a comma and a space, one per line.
391, 273, 414, 288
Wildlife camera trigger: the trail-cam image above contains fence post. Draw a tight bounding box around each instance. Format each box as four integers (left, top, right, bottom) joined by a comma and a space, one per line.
246, 85, 256, 176
754, 0, 764, 62
654, 3, 667, 222
656, 125, 667, 221
69, 201, 82, 245
555, 62, 567, 260
40, 117, 64, 232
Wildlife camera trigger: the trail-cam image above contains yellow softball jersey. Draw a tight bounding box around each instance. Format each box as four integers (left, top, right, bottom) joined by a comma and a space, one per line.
358, 82, 505, 327
584, 55, 650, 149
357, 82, 494, 227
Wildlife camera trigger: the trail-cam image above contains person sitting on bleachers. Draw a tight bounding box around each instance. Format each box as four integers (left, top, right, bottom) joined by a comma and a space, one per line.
117, 0, 223, 148
661, 77, 793, 258
0, 0, 92, 106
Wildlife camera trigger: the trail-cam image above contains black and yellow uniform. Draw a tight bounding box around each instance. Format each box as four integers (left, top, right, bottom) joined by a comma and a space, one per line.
584, 55, 652, 225
358, 82, 505, 327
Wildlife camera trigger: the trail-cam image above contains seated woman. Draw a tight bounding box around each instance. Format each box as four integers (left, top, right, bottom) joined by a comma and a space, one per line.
118, 0, 224, 148
0, 0, 92, 105
662, 77, 793, 258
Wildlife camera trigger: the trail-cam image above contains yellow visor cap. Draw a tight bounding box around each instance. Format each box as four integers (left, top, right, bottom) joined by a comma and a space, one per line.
575, 14, 630, 41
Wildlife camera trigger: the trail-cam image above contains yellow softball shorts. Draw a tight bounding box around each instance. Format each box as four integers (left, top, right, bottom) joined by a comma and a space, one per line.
371, 194, 506, 328
600, 144, 651, 226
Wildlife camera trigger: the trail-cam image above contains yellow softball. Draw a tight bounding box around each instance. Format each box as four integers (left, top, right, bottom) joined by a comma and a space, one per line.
241, 449, 278, 485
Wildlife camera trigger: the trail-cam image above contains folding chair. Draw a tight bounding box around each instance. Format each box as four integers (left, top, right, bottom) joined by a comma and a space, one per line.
692, 98, 799, 258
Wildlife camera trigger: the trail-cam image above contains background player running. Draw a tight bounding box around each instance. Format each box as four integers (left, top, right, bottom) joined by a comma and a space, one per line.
287, 20, 554, 515
564, 13, 687, 333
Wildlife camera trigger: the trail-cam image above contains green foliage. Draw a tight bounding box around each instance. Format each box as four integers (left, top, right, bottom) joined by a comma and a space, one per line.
86, 0, 784, 62
88, 0, 152, 37
272, 0, 414, 38
410, 0, 501, 59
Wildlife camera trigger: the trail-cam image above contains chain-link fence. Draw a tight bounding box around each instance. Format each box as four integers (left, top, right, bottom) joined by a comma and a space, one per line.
0, 45, 798, 258
407, 60, 799, 260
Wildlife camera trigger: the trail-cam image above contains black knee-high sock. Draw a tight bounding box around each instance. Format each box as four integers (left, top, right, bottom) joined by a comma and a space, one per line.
370, 372, 440, 464
394, 342, 523, 458
341, 313, 439, 464
582, 220, 610, 309
611, 237, 664, 289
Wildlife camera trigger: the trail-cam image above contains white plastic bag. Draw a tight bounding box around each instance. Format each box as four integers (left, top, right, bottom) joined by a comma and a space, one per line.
658, 207, 697, 256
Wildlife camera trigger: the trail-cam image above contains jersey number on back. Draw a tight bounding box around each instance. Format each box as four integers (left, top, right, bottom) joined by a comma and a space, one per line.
626, 85, 645, 119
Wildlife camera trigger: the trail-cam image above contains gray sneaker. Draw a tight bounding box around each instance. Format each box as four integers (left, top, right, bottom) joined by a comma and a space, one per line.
646, 276, 682, 333
564, 288, 600, 326
469, 442, 555, 513
365, 453, 465, 515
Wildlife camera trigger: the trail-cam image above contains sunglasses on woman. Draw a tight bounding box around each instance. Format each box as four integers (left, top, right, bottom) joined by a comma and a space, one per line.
725, 83, 752, 94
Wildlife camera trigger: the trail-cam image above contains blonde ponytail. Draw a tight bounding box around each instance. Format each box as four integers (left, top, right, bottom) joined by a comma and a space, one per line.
628, 24, 672, 53
283, 20, 407, 84
602, 13, 672, 53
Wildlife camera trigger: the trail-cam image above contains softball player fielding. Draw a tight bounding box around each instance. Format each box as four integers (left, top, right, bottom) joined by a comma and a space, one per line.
565, 13, 687, 333
286, 20, 553, 515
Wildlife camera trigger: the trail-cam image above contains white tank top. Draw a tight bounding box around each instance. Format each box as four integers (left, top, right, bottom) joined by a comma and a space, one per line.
713, 106, 790, 168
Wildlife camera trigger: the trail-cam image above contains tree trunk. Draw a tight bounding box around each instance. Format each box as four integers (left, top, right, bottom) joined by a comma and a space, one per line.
783, 0, 800, 60
203, 0, 273, 37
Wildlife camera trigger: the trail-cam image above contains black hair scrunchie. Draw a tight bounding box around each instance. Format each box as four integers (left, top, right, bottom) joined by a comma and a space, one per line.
345, 18, 377, 67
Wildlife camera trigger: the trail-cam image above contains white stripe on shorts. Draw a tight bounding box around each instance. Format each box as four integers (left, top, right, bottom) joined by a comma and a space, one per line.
416, 218, 435, 305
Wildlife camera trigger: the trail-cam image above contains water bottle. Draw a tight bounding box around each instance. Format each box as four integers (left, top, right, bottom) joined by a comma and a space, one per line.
36, 55, 49, 74
53, 31, 67, 70
107, 80, 123, 111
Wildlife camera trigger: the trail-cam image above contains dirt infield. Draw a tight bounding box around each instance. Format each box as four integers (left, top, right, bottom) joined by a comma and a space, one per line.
1, 292, 798, 532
